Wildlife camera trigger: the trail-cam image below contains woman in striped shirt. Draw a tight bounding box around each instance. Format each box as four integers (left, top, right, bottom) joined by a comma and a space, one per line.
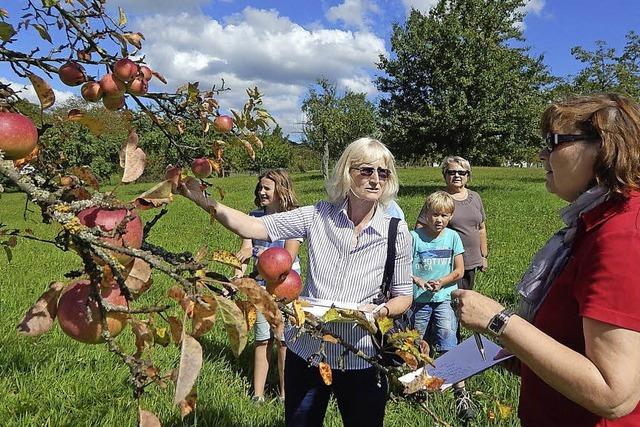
181, 137, 413, 426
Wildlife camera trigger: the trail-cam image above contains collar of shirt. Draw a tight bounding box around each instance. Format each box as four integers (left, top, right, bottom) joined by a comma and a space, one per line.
337, 198, 386, 237
581, 190, 640, 232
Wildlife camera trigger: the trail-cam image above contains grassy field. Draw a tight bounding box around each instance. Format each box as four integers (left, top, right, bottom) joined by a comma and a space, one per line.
0, 167, 566, 426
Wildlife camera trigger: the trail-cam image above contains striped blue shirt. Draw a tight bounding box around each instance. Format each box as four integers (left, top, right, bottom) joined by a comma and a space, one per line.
261, 199, 413, 369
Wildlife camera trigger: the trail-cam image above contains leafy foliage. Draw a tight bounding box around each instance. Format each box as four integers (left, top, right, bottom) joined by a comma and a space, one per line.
376, 0, 553, 165
302, 78, 379, 177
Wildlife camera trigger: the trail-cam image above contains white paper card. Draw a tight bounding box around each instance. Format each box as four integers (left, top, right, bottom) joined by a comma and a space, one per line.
399, 335, 513, 390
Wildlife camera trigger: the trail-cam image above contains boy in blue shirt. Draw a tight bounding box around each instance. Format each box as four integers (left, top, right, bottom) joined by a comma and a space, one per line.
411, 191, 475, 420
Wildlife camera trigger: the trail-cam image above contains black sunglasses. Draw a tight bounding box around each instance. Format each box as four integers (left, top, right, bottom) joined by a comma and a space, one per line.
545, 133, 600, 152
445, 170, 469, 177
351, 166, 391, 180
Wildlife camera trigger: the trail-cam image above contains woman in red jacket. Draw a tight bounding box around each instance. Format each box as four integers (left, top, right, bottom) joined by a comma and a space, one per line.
453, 93, 640, 426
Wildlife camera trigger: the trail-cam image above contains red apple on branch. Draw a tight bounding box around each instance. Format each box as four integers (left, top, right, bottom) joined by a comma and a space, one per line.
102, 95, 126, 111
0, 112, 38, 160
127, 76, 148, 96
266, 270, 303, 303
191, 157, 212, 179
57, 279, 128, 344
113, 58, 139, 83
257, 247, 292, 284
99, 73, 126, 97
58, 61, 86, 86
77, 207, 143, 265
140, 65, 153, 81
213, 115, 234, 133
81, 81, 103, 102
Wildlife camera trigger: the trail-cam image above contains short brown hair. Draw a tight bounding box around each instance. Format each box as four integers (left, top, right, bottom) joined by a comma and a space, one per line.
541, 93, 640, 195
423, 191, 455, 214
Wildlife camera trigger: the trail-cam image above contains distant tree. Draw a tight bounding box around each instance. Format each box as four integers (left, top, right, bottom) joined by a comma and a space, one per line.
555, 31, 640, 101
376, 0, 553, 165
301, 78, 379, 178
224, 126, 294, 173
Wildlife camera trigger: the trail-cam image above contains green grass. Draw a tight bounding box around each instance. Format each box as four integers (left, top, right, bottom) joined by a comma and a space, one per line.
0, 167, 565, 426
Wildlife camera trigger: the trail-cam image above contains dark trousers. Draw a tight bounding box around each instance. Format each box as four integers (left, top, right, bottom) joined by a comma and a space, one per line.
284, 350, 388, 427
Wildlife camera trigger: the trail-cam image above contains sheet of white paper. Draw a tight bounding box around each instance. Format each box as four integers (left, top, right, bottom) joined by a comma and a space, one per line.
399, 335, 513, 390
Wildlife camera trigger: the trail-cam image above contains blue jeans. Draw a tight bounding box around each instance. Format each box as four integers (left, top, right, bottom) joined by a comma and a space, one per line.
284, 350, 388, 427
411, 300, 458, 353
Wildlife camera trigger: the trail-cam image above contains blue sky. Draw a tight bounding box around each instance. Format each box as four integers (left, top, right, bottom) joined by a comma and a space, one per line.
2, 0, 639, 138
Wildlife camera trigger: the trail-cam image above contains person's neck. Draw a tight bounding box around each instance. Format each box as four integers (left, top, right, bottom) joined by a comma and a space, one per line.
447, 186, 468, 199
347, 196, 376, 227
422, 226, 445, 239
264, 204, 278, 215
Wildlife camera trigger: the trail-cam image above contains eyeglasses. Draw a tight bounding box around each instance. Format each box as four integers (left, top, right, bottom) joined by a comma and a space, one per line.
350, 166, 391, 180
545, 133, 600, 152
445, 170, 469, 177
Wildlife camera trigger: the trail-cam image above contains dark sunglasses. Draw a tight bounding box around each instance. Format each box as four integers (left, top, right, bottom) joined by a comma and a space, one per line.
445, 170, 469, 177
351, 166, 391, 180
545, 133, 600, 152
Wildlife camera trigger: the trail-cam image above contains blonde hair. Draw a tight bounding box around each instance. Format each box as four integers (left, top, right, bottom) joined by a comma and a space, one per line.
326, 137, 399, 205
254, 169, 299, 212
422, 191, 455, 214
440, 155, 472, 181
541, 93, 640, 195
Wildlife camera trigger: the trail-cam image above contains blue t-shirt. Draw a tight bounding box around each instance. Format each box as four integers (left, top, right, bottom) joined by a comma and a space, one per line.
411, 227, 464, 303
249, 208, 301, 283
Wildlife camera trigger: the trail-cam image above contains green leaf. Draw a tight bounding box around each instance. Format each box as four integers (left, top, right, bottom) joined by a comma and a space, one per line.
32, 23, 51, 43
0, 22, 15, 42
118, 7, 127, 27
42, 0, 60, 7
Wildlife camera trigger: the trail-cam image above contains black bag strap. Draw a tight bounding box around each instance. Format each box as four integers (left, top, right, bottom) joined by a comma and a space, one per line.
381, 217, 400, 299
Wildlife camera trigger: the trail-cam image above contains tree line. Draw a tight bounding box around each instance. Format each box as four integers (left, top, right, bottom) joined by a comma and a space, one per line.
303, 0, 640, 174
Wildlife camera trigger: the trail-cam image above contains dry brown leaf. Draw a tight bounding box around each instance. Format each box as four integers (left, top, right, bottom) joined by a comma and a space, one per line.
16, 281, 66, 336
178, 388, 197, 419
120, 129, 147, 183
124, 258, 152, 298
232, 277, 283, 338
292, 300, 305, 327
167, 285, 186, 302
248, 133, 263, 149
130, 318, 153, 358
191, 296, 217, 338
210, 249, 242, 269
67, 109, 106, 136
240, 139, 255, 160
167, 315, 183, 344
213, 295, 247, 357
138, 408, 162, 427
235, 300, 257, 330
322, 334, 339, 344
319, 362, 332, 385
151, 70, 167, 84
173, 334, 202, 405
67, 166, 100, 190
132, 180, 173, 210
395, 350, 418, 370
123, 31, 144, 50
27, 73, 55, 109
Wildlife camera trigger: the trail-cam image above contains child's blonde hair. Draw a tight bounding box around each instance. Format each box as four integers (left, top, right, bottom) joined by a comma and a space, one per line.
423, 191, 455, 214
254, 169, 299, 212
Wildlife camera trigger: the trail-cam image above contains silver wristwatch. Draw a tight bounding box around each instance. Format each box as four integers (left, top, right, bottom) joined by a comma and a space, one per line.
487, 309, 514, 337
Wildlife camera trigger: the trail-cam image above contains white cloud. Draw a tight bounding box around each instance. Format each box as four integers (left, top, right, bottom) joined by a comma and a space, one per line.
401, 0, 439, 15
1, 77, 75, 106
522, 0, 545, 15
326, 0, 380, 30
134, 7, 387, 136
